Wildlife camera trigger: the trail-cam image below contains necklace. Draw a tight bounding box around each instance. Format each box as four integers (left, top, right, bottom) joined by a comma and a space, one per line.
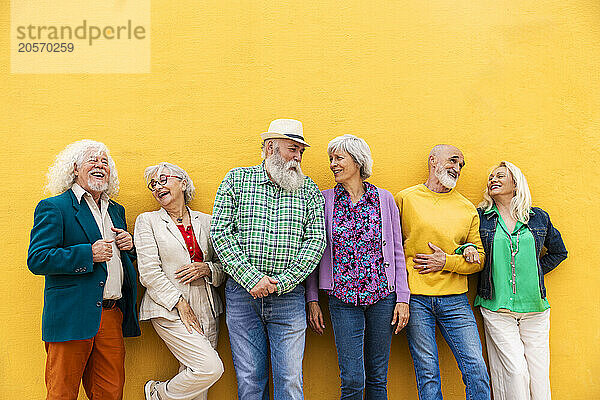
171, 208, 201, 261
505, 228, 520, 295
167, 208, 187, 224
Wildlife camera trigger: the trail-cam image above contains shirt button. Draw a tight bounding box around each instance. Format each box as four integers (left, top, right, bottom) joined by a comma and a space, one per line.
382, 240, 387, 246
96, 301, 102, 307
99, 281, 105, 287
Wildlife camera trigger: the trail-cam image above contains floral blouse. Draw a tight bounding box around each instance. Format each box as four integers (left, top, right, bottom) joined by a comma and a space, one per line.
329, 182, 390, 305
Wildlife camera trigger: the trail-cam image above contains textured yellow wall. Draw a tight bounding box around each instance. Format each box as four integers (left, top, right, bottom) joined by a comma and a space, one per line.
2, 1, 600, 398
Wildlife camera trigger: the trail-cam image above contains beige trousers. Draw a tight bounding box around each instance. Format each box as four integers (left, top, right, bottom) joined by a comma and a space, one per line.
480, 307, 551, 400
151, 317, 224, 400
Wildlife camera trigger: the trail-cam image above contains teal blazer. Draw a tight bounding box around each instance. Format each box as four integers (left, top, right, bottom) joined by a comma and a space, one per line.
27, 189, 141, 342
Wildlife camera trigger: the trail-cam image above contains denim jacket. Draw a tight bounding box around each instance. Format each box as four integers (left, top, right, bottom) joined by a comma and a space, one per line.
477, 206, 567, 300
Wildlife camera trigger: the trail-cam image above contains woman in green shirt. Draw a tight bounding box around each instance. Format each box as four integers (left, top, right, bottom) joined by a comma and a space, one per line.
462, 161, 567, 400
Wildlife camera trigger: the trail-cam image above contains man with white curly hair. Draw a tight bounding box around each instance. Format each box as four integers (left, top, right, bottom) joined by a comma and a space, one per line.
211, 119, 326, 400
27, 139, 140, 400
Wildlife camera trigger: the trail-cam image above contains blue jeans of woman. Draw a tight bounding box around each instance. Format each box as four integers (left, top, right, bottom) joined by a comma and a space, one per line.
406, 294, 490, 400
225, 278, 307, 400
328, 292, 396, 400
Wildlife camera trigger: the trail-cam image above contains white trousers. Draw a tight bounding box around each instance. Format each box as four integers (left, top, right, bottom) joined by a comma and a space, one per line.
151, 318, 224, 400
480, 307, 551, 400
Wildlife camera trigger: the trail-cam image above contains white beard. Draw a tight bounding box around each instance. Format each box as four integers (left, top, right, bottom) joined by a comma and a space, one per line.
87, 169, 109, 193
265, 151, 305, 192
88, 179, 109, 193
435, 166, 457, 189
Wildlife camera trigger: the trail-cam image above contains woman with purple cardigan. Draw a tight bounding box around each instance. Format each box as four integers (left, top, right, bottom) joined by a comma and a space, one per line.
305, 134, 410, 400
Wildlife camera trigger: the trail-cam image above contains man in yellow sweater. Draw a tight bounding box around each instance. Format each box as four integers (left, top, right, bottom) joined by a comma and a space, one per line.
395, 145, 490, 400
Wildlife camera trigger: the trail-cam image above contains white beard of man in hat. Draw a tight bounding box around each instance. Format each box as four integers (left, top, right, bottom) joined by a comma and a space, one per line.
262, 139, 306, 192
260, 118, 310, 192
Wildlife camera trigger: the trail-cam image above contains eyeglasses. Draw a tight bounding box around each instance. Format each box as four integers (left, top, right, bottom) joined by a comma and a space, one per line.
147, 174, 182, 191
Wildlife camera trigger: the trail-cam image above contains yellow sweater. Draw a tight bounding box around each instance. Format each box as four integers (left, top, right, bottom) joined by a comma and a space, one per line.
395, 184, 484, 296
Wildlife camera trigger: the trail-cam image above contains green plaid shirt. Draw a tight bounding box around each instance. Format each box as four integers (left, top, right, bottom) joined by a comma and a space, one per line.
210, 163, 326, 294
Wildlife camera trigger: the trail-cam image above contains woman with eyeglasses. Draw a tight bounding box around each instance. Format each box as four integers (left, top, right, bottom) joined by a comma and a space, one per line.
134, 162, 224, 400
460, 161, 567, 400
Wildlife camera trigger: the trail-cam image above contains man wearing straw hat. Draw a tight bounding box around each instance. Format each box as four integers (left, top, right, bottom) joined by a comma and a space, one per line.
211, 119, 326, 400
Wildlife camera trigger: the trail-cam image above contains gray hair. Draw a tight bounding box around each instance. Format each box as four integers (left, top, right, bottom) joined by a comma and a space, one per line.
327, 134, 373, 180
261, 138, 279, 159
45, 139, 120, 197
144, 162, 196, 204
428, 144, 459, 167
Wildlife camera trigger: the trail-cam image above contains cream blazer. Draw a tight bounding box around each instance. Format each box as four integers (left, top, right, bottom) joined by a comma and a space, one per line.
134, 208, 225, 325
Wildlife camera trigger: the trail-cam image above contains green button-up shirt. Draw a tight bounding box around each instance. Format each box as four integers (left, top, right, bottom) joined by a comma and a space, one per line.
210, 163, 326, 294
475, 205, 550, 313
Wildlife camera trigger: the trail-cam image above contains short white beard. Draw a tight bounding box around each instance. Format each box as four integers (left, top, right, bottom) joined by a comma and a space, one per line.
435, 166, 457, 189
265, 150, 305, 192
88, 179, 109, 193
87, 170, 109, 193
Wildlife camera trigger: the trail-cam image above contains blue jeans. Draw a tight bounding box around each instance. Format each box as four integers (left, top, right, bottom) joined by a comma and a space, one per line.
225, 278, 306, 400
406, 294, 490, 400
328, 292, 396, 400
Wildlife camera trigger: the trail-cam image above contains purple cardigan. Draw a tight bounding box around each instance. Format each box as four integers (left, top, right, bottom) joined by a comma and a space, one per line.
305, 187, 410, 303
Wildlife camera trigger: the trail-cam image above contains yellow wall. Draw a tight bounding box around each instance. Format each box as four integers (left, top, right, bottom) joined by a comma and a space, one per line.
2, 1, 599, 398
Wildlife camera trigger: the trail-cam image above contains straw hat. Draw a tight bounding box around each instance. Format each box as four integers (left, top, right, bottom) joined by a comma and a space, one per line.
261, 119, 310, 147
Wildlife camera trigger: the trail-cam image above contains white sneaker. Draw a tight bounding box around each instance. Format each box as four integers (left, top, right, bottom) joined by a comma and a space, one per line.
144, 380, 161, 400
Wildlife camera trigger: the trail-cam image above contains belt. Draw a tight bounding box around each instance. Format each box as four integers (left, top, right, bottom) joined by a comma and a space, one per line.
102, 299, 117, 309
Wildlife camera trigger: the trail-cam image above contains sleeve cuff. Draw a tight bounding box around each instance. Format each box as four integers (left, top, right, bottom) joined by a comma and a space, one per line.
237, 269, 264, 293
443, 254, 459, 273
273, 273, 292, 295
395, 290, 410, 304
82, 243, 94, 271
306, 288, 319, 303
454, 243, 477, 255
165, 293, 183, 312
205, 262, 216, 285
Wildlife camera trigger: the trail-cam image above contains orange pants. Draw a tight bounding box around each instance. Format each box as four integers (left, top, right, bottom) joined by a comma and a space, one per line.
44, 307, 125, 400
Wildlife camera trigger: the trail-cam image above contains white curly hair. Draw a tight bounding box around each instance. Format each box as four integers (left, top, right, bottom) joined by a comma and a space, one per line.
45, 140, 120, 197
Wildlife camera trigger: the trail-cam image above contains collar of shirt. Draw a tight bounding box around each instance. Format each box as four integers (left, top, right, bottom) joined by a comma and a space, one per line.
483, 203, 499, 217
484, 203, 534, 219
258, 162, 271, 185
487, 203, 527, 234
72, 183, 110, 206
334, 181, 377, 205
